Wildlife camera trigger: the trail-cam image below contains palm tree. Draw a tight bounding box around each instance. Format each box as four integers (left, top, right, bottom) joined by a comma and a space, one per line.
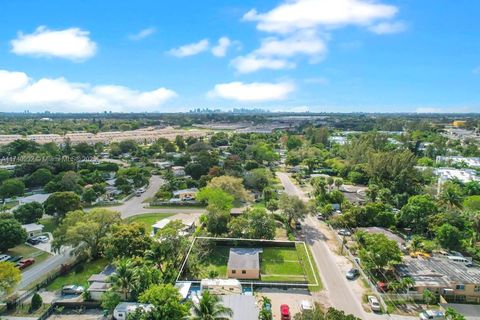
334, 178, 343, 190
422, 289, 435, 308
110, 259, 136, 300
190, 290, 233, 320
399, 277, 415, 293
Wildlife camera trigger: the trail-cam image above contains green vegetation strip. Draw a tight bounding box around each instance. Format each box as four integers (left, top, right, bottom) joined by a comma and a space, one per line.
47, 258, 108, 291
296, 243, 323, 292
125, 213, 175, 232
6, 244, 51, 266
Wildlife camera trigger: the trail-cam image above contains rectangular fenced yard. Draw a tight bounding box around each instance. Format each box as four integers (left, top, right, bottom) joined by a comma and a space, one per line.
178, 237, 321, 289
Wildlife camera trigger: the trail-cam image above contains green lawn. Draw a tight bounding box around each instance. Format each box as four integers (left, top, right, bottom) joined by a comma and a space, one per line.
5, 244, 51, 267
260, 247, 305, 282
198, 246, 230, 278
296, 243, 323, 291
46, 258, 108, 291
39, 217, 57, 233
125, 212, 175, 232
195, 245, 313, 283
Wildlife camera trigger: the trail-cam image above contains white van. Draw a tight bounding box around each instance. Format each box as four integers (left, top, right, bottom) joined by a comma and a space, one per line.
447, 256, 473, 266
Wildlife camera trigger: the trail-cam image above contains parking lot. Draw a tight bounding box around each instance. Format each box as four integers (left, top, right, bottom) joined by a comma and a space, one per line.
257, 289, 315, 319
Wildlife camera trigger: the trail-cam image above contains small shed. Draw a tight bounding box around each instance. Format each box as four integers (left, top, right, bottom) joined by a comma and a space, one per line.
227, 248, 262, 280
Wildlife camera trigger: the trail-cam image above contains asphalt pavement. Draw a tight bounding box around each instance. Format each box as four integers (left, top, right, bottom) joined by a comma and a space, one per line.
276, 172, 414, 320
102, 175, 206, 219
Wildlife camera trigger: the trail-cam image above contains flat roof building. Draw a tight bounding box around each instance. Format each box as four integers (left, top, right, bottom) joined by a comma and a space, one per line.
396, 256, 480, 303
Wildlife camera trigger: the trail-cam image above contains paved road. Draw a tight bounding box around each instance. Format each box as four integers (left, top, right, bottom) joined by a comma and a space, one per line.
102, 175, 206, 219
17, 247, 74, 290
276, 172, 413, 320
17, 175, 204, 291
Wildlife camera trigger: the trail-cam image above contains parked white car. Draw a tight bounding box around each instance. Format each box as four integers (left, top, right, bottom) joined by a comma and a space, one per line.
36, 235, 49, 243
300, 300, 313, 311
0, 254, 11, 262
62, 285, 84, 295
368, 296, 381, 312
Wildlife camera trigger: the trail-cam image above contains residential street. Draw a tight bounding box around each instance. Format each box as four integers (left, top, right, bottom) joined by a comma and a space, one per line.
103, 175, 206, 219
276, 172, 414, 320
17, 247, 74, 290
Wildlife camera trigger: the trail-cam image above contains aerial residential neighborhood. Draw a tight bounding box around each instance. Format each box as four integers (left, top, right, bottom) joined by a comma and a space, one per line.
1, 1, 480, 320
1, 113, 479, 320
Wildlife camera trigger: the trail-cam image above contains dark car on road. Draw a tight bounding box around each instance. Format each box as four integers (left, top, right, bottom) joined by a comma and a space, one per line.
346, 268, 360, 280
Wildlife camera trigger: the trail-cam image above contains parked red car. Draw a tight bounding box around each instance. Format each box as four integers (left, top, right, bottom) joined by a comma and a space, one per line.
376, 281, 388, 292
280, 304, 291, 320
17, 258, 35, 270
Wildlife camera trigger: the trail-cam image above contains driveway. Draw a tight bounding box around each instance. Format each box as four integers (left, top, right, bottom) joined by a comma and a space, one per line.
101, 175, 206, 219
276, 172, 414, 320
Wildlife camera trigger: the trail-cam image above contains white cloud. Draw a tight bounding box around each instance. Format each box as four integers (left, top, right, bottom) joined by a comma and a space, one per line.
255, 30, 327, 58
168, 39, 209, 57
231, 30, 326, 73
243, 0, 398, 34
208, 81, 295, 102
231, 55, 295, 73
128, 27, 156, 41
10, 26, 97, 62
368, 21, 407, 34
211, 37, 232, 57
0, 69, 176, 112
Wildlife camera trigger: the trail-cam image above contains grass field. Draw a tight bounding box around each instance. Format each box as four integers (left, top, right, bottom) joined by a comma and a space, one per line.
5, 244, 51, 267
47, 258, 108, 291
39, 217, 57, 233
195, 244, 316, 284
296, 243, 322, 291
125, 212, 175, 232
260, 247, 305, 282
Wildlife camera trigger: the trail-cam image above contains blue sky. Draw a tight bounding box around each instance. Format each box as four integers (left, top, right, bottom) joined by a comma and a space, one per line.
0, 0, 479, 113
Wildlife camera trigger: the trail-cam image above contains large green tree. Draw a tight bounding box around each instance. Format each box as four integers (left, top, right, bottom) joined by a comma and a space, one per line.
228, 208, 276, 239
398, 195, 438, 234
357, 232, 402, 271
137, 284, 190, 320
103, 223, 152, 260
13, 201, 44, 224
0, 261, 22, 295
52, 208, 120, 258
44, 191, 81, 218
279, 194, 309, 226
207, 176, 251, 202
0, 178, 25, 200
0, 217, 27, 251
436, 223, 463, 250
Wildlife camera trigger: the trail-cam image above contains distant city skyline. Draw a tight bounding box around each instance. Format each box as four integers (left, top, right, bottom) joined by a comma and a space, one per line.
0, 0, 479, 113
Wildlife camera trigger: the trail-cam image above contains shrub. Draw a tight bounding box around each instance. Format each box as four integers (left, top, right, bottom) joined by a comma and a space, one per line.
30, 293, 42, 312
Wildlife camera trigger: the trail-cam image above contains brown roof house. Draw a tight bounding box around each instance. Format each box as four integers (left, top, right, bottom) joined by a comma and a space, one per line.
227, 248, 262, 280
